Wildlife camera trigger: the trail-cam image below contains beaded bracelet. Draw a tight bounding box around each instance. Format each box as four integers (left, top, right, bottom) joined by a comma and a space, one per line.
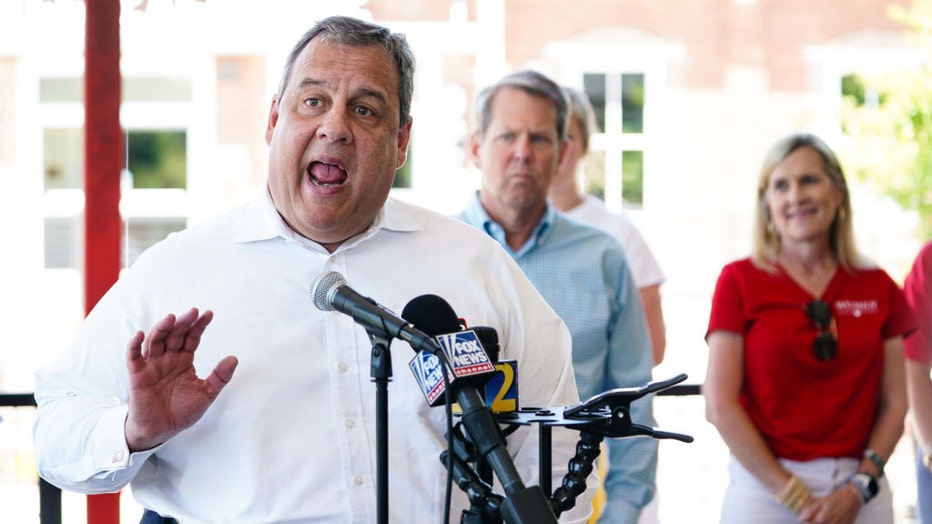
863, 449, 885, 477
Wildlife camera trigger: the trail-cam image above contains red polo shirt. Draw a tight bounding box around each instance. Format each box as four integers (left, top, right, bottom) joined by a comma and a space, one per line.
707, 258, 914, 461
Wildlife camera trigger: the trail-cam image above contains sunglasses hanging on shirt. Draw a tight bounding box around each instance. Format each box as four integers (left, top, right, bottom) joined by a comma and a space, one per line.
805, 299, 837, 361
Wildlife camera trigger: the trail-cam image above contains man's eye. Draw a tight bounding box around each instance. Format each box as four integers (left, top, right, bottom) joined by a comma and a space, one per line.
355, 106, 373, 117
304, 98, 321, 108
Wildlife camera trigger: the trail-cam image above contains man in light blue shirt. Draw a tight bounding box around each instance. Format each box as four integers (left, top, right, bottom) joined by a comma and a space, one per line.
456, 69, 657, 524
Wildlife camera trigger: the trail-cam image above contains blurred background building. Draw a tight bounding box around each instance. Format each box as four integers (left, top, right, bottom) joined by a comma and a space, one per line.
0, 0, 926, 521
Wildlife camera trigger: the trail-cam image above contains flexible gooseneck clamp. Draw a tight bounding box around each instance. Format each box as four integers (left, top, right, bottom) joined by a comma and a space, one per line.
444, 373, 695, 523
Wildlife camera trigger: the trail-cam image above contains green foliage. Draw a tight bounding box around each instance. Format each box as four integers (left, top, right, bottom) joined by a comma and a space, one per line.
622, 150, 643, 205
127, 130, 187, 189
839, 0, 932, 238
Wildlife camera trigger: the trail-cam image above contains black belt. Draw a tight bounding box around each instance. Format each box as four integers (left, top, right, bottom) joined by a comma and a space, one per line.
140, 509, 178, 524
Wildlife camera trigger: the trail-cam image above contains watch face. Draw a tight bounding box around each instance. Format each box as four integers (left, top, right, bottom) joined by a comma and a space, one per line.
856, 473, 879, 496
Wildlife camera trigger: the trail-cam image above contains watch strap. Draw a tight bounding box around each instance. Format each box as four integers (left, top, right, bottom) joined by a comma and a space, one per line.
847, 472, 878, 504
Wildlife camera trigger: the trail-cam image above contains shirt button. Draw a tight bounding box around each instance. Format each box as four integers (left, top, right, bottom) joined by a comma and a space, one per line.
345, 418, 355, 428
338, 362, 349, 373
353, 476, 364, 486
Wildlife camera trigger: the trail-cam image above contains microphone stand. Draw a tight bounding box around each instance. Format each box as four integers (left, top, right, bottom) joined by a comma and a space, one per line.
364, 329, 393, 524
442, 374, 695, 522
416, 335, 555, 524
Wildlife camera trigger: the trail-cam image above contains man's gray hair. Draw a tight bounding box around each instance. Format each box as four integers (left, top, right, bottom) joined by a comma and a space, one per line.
276, 16, 416, 126
474, 69, 569, 141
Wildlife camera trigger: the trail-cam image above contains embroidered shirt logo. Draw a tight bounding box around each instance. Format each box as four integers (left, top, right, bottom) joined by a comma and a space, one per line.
834, 300, 879, 318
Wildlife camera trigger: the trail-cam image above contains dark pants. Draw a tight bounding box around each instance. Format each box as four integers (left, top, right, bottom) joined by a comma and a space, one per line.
918, 441, 932, 524
140, 509, 178, 524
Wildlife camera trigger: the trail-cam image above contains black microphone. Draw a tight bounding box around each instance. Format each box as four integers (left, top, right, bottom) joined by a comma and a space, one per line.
401, 294, 557, 524
472, 326, 499, 361
402, 295, 496, 407
310, 271, 441, 354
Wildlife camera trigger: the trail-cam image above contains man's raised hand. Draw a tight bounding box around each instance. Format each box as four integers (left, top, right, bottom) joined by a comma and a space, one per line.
124, 308, 238, 452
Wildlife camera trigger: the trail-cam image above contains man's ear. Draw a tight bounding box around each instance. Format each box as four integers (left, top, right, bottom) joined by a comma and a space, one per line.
556, 136, 570, 173
265, 97, 280, 145
396, 117, 413, 169
468, 132, 482, 169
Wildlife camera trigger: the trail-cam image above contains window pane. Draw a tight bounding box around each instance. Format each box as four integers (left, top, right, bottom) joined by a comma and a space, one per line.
39, 77, 82, 103
126, 130, 187, 189
841, 74, 866, 106
840, 72, 885, 109
622, 150, 643, 205
621, 74, 644, 134
44, 128, 83, 190
123, 77, 192, 102
124, 217, 187, 267
583, 149, 607, 200
583, 73, 606, 133
45, 216, 81, 269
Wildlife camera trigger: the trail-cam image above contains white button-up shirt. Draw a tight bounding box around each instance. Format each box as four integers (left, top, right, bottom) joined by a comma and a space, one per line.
34, 190, 594, 523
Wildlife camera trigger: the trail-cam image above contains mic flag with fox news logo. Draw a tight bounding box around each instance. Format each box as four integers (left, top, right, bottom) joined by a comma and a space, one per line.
409, 349, 446, 406
408, 327, 495, 407
403, 295, 495, 407
408, 326, 517, 411
435, 330, 495, 377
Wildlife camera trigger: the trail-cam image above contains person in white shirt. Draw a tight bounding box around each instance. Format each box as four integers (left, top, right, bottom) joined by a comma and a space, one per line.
33, 16, 595, 524
547, 86, 666, 524
548, 87, 667, 366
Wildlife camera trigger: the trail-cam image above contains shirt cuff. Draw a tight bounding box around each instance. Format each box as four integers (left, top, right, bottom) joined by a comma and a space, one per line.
92, 404, 155, 471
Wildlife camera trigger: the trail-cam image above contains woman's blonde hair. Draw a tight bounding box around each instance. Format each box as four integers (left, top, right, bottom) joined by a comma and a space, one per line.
751, 133, 861, 271
563, 87, 598, 153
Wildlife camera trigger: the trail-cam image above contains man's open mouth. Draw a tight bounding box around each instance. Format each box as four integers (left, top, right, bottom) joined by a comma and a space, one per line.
308, 161, 348, 187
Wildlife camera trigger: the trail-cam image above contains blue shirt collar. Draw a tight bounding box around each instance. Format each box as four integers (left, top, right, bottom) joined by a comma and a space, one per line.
460, 191, 554, 258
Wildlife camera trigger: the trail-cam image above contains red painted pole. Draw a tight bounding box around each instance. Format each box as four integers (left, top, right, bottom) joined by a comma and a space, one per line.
84, 0, 123, 522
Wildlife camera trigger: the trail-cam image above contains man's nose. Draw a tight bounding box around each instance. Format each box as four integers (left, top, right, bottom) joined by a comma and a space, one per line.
317, 108, 351, 142
511, 134, 531, 160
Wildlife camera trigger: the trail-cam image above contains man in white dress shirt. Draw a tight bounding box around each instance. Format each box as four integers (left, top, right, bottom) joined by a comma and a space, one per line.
33, 16, 595, 524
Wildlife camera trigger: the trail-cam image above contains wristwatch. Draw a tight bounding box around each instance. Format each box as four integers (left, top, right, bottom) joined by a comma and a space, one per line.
847, 472, 879, 504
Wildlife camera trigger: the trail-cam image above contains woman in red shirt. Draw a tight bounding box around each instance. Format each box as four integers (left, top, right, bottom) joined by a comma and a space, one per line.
903, 241, 932, 524
704, 133, 914, 524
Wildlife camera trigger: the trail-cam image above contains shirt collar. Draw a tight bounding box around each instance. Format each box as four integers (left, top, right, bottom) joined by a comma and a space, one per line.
233, 187, 423, 253
462, 191, 554, 257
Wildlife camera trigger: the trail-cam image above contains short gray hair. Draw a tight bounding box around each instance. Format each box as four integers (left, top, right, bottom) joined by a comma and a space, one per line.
276, 16, 416, 126
474, 69, 568, 141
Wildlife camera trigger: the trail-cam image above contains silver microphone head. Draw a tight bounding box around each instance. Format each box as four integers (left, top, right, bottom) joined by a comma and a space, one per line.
310, 271, 346, 312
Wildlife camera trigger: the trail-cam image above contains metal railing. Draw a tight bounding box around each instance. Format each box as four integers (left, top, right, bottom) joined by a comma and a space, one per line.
1, 385, 702, 524
0, 393, 61, 524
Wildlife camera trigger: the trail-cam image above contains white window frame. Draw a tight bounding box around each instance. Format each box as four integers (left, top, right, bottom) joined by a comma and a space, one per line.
544, 32, 684, 212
